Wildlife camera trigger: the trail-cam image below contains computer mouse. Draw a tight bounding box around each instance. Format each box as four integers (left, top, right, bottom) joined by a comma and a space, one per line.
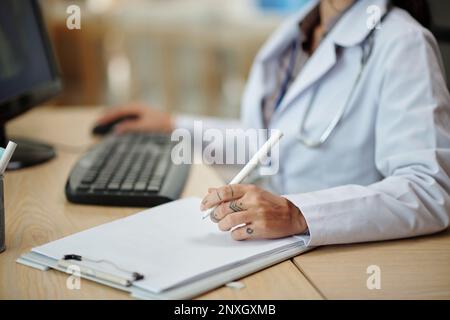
92, 115, 138, 136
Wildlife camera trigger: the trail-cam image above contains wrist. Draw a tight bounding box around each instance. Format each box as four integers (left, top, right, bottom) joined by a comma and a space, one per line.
287, 200, 308, 235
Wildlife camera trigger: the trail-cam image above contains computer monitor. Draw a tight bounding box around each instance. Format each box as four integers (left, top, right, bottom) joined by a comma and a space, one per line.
0, 0, 61, 170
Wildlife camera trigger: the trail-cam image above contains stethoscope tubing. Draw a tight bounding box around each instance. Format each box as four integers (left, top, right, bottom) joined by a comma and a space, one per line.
293, 5, 391, 148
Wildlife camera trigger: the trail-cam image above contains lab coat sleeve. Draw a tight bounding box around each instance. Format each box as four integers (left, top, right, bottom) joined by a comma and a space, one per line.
284, 30, 450, 246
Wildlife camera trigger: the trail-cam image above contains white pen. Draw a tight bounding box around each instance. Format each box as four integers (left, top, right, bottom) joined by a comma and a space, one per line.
202, 130, 284, 220
0, 141, 17, 174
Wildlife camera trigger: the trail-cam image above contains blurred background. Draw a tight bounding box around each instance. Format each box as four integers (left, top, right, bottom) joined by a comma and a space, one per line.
40, 0, 450, 119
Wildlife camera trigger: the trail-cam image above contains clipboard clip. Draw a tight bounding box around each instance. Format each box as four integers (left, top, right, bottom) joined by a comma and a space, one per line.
59, 254, 144, 287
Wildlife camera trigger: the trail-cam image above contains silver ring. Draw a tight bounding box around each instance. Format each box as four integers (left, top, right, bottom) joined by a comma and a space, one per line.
246, 227, 254, 235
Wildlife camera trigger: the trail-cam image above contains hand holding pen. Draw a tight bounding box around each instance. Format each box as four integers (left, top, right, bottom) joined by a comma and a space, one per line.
200, 131, 308, 240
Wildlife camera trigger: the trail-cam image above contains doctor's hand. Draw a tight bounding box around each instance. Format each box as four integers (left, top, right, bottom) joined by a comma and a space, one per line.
95, 103, 174, 134
200, 185, 308, 241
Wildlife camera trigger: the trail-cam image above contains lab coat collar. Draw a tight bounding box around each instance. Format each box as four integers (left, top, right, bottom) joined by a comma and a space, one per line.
330, 0, 389, 48
270, 0, 389, 119
255, 0, 389, 63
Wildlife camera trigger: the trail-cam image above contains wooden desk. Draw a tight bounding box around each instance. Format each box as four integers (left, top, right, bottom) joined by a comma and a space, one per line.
0, 106, 321, 300
294, 230, 450, 300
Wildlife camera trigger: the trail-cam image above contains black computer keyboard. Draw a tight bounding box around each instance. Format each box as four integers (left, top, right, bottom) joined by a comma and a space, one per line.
65, 133, 190, 207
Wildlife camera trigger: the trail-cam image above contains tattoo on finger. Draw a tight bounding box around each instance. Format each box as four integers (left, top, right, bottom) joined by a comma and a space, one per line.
211, 209, 220, 223
229, 201, 244, 213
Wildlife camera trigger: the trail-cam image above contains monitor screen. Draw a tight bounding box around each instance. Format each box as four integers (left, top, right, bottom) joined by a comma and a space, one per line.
0, 0, 60, 121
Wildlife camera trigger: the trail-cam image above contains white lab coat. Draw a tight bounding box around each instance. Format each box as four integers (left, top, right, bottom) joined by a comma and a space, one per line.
177, 0, 450, 246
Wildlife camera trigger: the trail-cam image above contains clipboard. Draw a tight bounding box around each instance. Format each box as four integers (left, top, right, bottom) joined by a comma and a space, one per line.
17, 245, 310, 299
16, 198, 312, 299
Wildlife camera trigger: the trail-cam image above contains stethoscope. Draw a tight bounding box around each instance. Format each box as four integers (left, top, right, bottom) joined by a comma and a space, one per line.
279, 6, 392, 148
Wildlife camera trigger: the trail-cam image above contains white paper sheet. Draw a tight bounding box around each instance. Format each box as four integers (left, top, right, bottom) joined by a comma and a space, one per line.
33, 197, 306, 293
